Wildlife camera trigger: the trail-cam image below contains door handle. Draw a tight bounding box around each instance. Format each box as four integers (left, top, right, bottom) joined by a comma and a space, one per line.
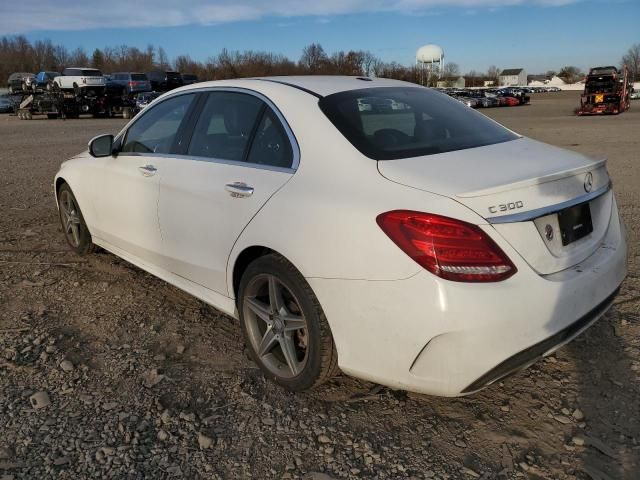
138, 164, 157, 177
225, 182, 254, 198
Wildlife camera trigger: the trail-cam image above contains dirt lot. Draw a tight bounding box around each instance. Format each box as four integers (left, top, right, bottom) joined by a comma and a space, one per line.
0, 91, 638, 480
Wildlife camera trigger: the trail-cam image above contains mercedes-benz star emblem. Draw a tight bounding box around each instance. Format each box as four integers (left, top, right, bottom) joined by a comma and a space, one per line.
545, 224, 554, 241
584, 172, 594, 193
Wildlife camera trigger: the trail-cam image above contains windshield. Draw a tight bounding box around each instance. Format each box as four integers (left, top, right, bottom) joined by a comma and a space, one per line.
319, 87, 518, 160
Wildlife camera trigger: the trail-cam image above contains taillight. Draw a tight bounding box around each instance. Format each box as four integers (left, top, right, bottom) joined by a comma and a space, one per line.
376, 211, 516, 282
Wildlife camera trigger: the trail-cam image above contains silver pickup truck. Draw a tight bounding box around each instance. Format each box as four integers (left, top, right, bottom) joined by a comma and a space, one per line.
53, 68, 105, 95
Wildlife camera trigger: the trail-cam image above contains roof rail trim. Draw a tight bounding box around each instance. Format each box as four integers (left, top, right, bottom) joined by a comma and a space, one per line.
254, 78, 323, 99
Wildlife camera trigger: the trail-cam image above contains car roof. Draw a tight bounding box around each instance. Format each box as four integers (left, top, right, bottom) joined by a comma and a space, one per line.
177, 75, 422, 98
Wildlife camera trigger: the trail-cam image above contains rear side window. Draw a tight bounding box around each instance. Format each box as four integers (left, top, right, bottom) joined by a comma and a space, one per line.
187, 92, 263, 162
122, 94, 195, 154
319, 87, 518, 160
246, 109, 293, 168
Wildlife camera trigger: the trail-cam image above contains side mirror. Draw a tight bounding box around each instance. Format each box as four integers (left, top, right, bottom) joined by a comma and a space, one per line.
88, 134, 114, 158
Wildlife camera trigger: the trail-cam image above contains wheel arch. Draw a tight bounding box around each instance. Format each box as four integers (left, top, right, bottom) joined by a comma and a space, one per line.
230, 246, 305, 302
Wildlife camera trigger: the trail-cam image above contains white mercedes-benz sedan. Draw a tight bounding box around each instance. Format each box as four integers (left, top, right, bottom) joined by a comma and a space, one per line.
54, 76, 627, 396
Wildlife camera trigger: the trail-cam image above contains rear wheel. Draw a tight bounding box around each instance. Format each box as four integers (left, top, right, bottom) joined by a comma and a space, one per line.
238, 254, 338, 391
57, 184, 96, 255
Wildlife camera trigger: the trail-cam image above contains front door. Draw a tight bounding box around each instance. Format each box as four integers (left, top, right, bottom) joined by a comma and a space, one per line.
91, 93, 197, 265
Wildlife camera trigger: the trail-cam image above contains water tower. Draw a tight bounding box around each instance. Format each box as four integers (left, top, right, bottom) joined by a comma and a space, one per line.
416, 44, 444, 86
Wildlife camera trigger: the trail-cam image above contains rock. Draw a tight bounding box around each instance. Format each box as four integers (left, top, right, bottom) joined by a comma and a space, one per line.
29, 391, 51, 409
157, 430, 169, 441
52, 456, 70, 466
454, 438, 467, 448
572, 436, 585, 446
0, 447, 12, 460
304, 473, 337, 480
142, 368, 165, 388
176, 344, 185, 354
198, 433, 213, 450
102, 402, 117, 411
262, 418, 275, 426
572, 409, 585, 421
553, 415, 572, 424
462, 467, 480, 478
317, 434, 331, 444
59, 360, 74, 372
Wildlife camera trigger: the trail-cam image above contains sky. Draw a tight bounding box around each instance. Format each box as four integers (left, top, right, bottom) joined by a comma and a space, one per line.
2, 0, 638, 73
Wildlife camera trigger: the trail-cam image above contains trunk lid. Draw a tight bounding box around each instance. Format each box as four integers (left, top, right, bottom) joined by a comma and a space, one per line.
377, 137, 612, 275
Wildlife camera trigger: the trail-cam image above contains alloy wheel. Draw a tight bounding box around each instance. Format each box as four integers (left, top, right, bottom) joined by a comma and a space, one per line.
59, 190, 82, 248
243, 274, 309, 379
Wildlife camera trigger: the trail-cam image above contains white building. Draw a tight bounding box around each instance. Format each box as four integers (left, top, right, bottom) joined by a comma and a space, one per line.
499, 68, 527, 87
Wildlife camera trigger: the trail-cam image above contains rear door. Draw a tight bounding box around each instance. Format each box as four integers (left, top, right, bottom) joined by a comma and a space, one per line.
156, 89, 297, 295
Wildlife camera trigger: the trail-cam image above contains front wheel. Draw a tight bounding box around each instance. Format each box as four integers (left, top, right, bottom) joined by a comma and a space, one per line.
57, 183, 96, 255
238, 254, 339, 392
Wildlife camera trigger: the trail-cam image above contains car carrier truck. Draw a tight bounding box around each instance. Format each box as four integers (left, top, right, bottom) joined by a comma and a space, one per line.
576, 65, 632, 115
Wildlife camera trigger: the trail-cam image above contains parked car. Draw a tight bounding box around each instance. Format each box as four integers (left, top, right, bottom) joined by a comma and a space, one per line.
630, 89, 640, 100
133, 91, 161, 113
30, 71, 59, 92
7, 72, 34, 94
147, 71, 183, 92
53, 68, 106, 96
181, 73, 199, 85
0, 96, 13, 113
501, 96, 520, 106
54, 76, 626, 397
108, 72, 152, 95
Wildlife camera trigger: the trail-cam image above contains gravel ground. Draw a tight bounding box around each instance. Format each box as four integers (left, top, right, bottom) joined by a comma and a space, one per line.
0, 91, 639, 480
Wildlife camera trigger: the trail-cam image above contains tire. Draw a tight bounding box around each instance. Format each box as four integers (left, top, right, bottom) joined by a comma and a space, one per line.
122, 107, 131, 119
57, 183, 96, 255
238, 254, 338, 391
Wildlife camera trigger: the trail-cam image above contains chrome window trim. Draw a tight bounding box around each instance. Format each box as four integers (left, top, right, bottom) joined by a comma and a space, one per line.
115, 86, 300, 172
486, 182, 611, 224
117, 151, 296, 174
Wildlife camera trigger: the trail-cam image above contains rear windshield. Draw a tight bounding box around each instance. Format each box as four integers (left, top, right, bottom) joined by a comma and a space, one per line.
319, 87, 518, 160
81, 69, 102, 76
131, 73, 147, 81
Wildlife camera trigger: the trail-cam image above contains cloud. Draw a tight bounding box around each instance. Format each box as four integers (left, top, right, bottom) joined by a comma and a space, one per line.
0, 0, 581, 34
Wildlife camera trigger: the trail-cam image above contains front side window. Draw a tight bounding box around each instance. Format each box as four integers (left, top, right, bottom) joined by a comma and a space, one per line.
319, 87, 518, 160
122, 94, 195, 154
187, 92, 263, 162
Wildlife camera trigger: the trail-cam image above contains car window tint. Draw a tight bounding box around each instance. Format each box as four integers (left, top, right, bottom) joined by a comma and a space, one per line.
246, 109, 293, 168
187, 92, 263, 162
320, 87, 518, 160
122, 94, 195, 154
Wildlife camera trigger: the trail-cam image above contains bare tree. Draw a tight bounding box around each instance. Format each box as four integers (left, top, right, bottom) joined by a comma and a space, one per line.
442, 62, 460, 78
299, 43, 328, 73
558, 66, 583, 84
486, 65, 500, 83
621, 43, 640, 81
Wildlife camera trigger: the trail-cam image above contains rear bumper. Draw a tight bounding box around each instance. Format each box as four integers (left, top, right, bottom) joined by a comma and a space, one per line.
461, 287, 619, 393
308, 201, 627, 397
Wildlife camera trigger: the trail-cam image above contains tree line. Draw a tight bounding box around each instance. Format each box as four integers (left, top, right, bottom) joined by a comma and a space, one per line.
2, 35, 638, 87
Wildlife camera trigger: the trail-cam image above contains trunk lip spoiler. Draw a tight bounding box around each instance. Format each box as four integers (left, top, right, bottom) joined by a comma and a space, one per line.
486, 181, 611, 224
458, 158, 607, 198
